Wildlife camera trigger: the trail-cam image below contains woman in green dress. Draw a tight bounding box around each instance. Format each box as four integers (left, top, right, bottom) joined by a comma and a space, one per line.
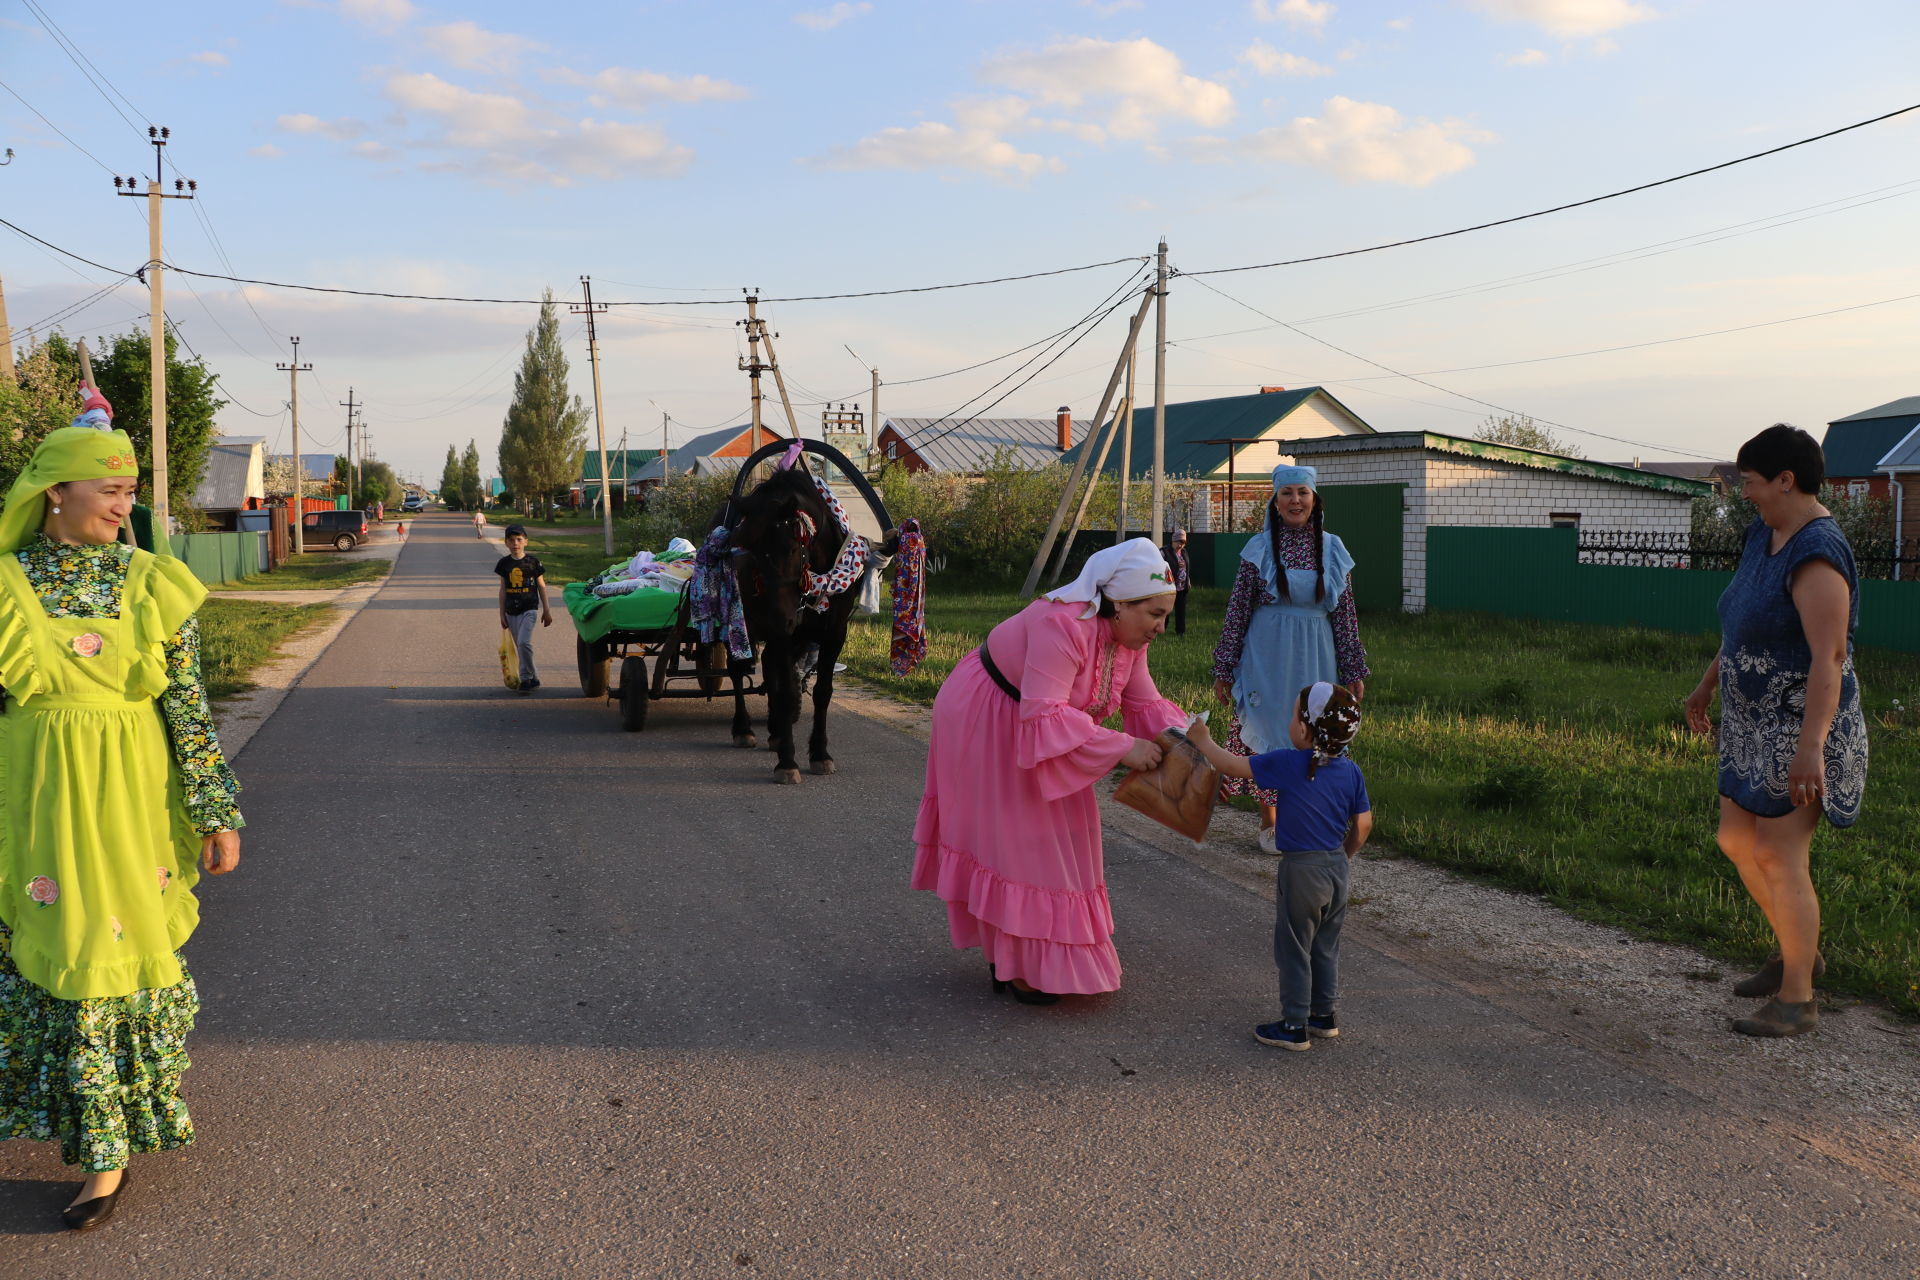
0, 418, 243, 1231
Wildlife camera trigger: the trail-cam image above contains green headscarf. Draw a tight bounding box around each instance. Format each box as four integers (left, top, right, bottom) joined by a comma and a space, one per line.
0, 426, 141, 555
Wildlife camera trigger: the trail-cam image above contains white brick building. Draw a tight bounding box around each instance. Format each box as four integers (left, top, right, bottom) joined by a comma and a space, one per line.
1281, 431, 1713, 612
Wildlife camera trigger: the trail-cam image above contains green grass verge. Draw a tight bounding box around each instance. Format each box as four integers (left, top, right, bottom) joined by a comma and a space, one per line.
843, 585, 1920, 1018
197, 599, 335, 700
522, 535, 627, 588
226, 552, 391, 591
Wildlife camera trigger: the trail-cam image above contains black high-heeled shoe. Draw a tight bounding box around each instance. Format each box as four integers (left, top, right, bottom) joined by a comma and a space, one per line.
989, 965, 1060, 1005
989, 964, 1009, 995
62, 1170, 129, 1232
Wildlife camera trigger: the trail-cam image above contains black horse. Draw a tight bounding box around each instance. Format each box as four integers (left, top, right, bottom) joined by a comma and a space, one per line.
718, 467, 891, 784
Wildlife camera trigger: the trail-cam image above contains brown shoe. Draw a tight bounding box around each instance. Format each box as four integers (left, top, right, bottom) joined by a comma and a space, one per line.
1731, 998, 1818, 1038
1730, 950, 1826, 999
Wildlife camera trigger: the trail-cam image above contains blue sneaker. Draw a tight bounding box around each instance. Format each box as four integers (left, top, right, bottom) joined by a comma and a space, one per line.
1307, 1012, 1339, 1038
1254, 1021, 1310, 1051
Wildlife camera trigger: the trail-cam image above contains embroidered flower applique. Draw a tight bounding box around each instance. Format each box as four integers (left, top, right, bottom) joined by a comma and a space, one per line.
27, 876, 58, 907
157, 866, 171, 893
71, 632, 103, 658
110, 915, 124, 941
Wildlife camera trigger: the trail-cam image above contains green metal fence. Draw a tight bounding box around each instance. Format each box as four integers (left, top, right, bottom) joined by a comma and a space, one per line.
167, 531, 265, 587
1429, 526, 1920, 654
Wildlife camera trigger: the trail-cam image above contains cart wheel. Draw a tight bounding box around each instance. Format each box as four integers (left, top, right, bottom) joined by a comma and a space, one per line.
619, 656, 649, 731
578, 637, 610, 697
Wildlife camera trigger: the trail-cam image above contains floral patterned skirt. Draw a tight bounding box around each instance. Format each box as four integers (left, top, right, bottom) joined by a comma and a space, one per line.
0, 921, 197, 1171
1219, 713, 1280, 808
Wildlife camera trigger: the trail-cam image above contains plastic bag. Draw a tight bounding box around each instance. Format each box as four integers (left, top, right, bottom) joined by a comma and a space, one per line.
499, 628, 520, 690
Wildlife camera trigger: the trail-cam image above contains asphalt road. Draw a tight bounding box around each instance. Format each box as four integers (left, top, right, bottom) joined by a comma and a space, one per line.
3, 513, 1915, 1278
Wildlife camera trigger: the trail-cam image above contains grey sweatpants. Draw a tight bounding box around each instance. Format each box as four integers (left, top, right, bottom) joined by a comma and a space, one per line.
1273, 849, 1350, 1023
505, 609, 540, 686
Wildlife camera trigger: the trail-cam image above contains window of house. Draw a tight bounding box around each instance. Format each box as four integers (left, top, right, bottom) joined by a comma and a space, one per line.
1549, 512, 1581, 529
1847, 480, 1870, 499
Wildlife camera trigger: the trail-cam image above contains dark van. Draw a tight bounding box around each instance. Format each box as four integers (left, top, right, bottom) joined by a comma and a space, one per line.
301, 509, 370, 551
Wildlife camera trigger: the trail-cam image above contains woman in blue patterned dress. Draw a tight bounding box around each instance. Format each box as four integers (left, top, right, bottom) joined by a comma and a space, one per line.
1684, 425, 1866, 1039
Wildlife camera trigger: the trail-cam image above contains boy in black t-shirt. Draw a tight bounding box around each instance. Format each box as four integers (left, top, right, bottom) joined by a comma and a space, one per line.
494, 525, 551, 693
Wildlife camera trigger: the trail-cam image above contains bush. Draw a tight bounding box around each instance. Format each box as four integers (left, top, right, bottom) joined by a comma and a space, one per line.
624, 469, 739, 552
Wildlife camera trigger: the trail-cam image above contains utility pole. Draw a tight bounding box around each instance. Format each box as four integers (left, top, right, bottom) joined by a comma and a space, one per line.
278, 336, 313, 554
1152, 237, 1168, 545
114, 126, 196, 533
738, 291, 767, 452
870, 366, 880, 452
1116, 343, 1137, 542
340, 387, 358, 507
0, 274, 13, 382
570, 276, 615, 555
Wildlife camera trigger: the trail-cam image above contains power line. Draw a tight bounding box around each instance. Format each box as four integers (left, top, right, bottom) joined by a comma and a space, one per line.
1182, 273, 1720, 461
162, 315, 283, 418
0, 77, 121, 175
1182, 100, 1920, 278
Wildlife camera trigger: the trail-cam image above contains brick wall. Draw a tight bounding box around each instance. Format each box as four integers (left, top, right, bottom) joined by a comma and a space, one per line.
1310, 446, 1693, 611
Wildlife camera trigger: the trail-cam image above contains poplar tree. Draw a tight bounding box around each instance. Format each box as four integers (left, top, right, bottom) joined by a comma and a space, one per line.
498, 291, 588, 520
439, 444, 462, 509
460, 439, 483, 510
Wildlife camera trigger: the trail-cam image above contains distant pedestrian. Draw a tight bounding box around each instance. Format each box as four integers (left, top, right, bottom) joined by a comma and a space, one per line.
495, 524, 550, 694
1162, 527, 1190, 636
911, 539, 1186, 1005
1684, 424, 1867, 1039
473, 509, 487, 539
1190, 682, 1370, 1052
0, 409, 244, 1231
1213, 465, 1368, 854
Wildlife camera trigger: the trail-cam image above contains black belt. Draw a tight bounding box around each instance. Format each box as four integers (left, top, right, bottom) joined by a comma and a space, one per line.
977, 641, 1020, 702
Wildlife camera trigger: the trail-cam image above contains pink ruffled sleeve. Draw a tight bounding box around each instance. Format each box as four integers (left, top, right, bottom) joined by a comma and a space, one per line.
1119, 646, 1188, 740
1015, 609, 1133, 801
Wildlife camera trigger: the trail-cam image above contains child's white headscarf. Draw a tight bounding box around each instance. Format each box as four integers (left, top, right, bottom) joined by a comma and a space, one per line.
1044, 537, 1177, 619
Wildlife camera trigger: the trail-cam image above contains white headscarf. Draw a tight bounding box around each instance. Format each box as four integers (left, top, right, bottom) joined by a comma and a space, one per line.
1043, 536, 1177, 619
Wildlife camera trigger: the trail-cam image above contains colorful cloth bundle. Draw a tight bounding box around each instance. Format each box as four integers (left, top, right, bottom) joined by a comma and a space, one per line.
690, 526, 751, 660
890, 518, 927, 677
799, 473, 871, 612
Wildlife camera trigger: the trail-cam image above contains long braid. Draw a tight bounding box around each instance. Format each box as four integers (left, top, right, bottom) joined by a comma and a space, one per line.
1310, 494, 1326, 601
1268, 505, 1289, 601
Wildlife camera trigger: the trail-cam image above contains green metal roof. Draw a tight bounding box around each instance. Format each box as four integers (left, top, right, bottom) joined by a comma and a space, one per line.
1059, 387, 1370, 480
1282, 431, 1715, 496
578, 449, 659, 482
1823, 417, 1920, 478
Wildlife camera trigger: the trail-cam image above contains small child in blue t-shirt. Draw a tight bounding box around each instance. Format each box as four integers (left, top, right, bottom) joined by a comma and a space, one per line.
1190, 681, 1372, 1051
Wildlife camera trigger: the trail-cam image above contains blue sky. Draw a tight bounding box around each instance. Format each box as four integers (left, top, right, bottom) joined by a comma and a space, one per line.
4, 0, 1918, 482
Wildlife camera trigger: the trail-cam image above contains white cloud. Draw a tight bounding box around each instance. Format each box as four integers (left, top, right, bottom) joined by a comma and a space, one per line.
421, 21, 542, 73
277, 112, 369, 140
337, 0, 414, 28
1504, 47, 1550, 65
1387, 17, 1412, 29
1229, 95, 1490, 185
1250, 0, 1333, 30
547, 66, 749, 109
1464, 0, 1655, 39
1077, 0, 1144, 13
982, 37, 1232, 140
379, 72, 691, 184
189, 50, 230, 66
812, 98, 1055, 179
1240, 40, 1334, 76
793, 2, 871, 30
250, 143, 284, 158
353, 140, 400, 161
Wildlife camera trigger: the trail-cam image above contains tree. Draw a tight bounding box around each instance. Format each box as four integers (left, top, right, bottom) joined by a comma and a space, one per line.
1472, 413, 1583, 459
460, 439, 483, 510
498, 291, 588, 521
90, 326, 226, 509
1, 334, 86, 497
356, 458, 402, 511
438, 444, 463, 510
261, 453, 301, 495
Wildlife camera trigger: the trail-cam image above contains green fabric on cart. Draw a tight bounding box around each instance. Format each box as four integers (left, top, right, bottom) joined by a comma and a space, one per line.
563, 580, 684, 643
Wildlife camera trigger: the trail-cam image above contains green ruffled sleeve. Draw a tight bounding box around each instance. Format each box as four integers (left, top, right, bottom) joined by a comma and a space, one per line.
141, 555, 242, 836
0, 581, 44, 705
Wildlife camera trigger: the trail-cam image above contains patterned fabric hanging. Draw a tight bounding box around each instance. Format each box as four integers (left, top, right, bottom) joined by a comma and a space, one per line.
890, 518, 927, 677
798, 473, 872, 612
689, 527, 751, 660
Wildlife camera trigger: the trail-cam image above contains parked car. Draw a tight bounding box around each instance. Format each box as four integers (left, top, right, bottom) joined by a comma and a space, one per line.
301, 509, 370, 551
401, 493, 427, 513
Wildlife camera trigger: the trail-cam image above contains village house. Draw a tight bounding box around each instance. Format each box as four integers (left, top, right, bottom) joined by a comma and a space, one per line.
192, 435, 266, 530
1281, 430, 1714, 612
875, 412, 1078, 475
1876, 423, 1920, 570
1823, 395, 1920, 499
1063, 387, 1375, 531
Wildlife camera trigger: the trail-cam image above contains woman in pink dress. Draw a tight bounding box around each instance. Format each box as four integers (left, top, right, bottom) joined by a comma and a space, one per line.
911, 539, 1189, 1004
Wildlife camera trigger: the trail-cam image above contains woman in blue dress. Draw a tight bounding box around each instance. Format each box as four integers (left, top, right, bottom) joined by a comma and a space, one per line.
1684, 425, 1867, 1039
1212, 465, 1368, 851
